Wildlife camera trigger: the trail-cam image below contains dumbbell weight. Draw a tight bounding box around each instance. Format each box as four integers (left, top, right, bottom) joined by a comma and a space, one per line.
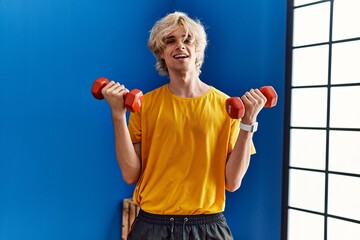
226, 86, 278, 119
91, 77, 144, 112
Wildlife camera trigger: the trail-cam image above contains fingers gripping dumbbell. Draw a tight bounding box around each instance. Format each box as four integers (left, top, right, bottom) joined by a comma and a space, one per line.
91, 77, 144, 112
225, 86, 278, 119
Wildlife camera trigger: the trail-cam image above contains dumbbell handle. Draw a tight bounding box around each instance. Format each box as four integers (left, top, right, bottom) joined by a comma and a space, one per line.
226, 86, 278, 119
91, 77, 144, 112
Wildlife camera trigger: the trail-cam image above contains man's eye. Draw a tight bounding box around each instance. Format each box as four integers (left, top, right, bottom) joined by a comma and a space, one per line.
184, 37, 193, 44
165, 39, 174, 44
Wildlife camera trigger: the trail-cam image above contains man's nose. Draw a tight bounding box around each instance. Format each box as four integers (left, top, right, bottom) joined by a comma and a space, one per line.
176, 41, 185, 50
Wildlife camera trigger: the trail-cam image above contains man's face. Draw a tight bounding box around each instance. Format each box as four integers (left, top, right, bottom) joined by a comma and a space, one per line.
160, 26, 197, 74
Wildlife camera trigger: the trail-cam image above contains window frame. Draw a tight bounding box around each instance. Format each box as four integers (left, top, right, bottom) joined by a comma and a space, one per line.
282, 0, 360, 239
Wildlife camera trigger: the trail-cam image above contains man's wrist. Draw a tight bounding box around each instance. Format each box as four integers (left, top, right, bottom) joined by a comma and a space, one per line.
239, 122, 258, 133
111, 111, 127, 122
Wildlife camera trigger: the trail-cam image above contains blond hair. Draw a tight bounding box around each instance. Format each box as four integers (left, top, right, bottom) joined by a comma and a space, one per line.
148, 11, 208, 75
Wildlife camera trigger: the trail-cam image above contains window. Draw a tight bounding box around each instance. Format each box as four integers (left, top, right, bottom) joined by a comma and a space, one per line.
283, 0, 360, 239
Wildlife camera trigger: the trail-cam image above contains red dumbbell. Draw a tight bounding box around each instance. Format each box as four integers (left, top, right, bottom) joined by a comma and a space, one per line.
91, 77, 144, 112
226, 86, 278, 119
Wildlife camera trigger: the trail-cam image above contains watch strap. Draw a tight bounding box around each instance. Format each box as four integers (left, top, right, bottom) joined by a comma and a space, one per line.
240, 122, 258, 133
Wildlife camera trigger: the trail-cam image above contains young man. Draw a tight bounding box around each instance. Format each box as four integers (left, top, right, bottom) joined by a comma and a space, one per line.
101, 11, 266, 240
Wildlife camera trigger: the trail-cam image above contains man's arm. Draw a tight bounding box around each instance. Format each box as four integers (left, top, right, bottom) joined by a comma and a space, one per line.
102, 81, 141, 184
112, 116, 141, 184
225, 89, 266, 192
225, 130, 253, 192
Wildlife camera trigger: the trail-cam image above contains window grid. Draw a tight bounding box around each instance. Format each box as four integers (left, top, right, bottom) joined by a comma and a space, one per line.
283, 0, 360, 239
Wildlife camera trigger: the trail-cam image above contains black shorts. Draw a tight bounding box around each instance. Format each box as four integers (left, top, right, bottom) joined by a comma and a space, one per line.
127, 209, 234, 240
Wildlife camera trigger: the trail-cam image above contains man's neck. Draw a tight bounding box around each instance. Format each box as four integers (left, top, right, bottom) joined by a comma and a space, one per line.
168, 70, 210, 98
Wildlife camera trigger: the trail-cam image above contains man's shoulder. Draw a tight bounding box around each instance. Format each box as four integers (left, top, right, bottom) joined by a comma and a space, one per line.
210, 86, 230, 99
145, 84, 167, 96
142, 84, 168, 106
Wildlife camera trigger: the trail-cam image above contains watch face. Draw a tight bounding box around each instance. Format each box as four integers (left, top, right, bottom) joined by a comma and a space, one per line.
252, 122, 258, 132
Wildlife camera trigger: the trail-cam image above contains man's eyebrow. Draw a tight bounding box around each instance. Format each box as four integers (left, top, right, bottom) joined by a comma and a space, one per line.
164, 34, 190, 39
164, 36, 175, 40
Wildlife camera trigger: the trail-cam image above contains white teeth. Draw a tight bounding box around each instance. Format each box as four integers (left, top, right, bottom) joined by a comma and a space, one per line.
174, 55, 187, 58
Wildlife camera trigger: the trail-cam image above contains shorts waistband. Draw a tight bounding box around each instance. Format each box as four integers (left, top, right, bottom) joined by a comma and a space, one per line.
138, 209, 224, 226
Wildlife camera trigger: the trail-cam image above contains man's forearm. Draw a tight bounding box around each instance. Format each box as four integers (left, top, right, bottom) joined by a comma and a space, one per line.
112, 115, 141, 184
225, 130, 253, 192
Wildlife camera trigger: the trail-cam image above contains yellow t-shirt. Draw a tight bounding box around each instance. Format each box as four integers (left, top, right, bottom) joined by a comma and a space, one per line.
128, 84, 255, 215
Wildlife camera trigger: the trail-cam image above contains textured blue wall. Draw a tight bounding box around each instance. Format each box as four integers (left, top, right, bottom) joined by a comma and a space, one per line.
0, 1, 170, 239
0, 0, 286, 239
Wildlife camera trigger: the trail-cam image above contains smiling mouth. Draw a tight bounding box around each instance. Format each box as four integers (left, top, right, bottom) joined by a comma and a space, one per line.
173, 54, 189, 59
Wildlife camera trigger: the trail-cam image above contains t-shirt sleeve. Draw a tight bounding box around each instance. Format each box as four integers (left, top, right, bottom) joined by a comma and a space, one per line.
128, 110, 142, 143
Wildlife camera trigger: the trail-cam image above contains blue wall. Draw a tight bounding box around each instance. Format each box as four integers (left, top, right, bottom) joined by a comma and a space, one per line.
0, 0, 286, 239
